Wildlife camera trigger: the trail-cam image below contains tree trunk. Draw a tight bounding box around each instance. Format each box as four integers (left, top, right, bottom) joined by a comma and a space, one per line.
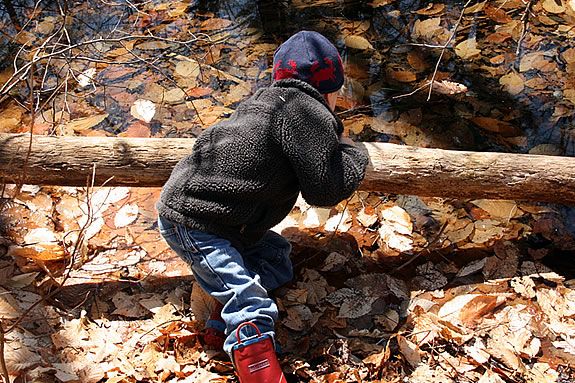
1, 133, 574, 205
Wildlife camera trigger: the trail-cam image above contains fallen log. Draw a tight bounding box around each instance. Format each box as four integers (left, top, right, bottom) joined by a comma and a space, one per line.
1, 133, 574, 204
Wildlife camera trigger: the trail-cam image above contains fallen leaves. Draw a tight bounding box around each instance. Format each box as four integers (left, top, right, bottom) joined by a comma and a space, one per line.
378, 205, 414, 254
471, 116, 521, 136
455, 37, 482, 60
130, 99, 156, 123
63, 114, 109, 134
499, 71, 525, 95
344, 35, 374, 50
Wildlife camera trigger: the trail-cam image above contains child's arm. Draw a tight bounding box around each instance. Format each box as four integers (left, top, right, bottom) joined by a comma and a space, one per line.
280, 109, 368, 207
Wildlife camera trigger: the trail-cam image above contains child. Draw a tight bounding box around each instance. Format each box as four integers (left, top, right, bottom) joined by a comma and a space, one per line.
157, 30, 368, 382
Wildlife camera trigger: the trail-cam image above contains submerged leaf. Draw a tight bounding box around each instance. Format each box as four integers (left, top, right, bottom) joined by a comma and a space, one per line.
455, 37, 481, 60
344, 35, 374, 50
130, 99, 156, 123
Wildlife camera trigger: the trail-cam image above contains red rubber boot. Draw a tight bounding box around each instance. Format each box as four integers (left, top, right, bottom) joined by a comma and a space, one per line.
202, 300, 226, 351
232, 322, 286, 383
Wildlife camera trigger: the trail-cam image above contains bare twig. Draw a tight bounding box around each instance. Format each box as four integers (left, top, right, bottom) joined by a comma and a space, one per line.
516, 0, 536, 57
390, 220, 448, 274
426, 0, 473, 101
4, 165, 102, 335
0, 34, 209, 97
392, 81, 432, 100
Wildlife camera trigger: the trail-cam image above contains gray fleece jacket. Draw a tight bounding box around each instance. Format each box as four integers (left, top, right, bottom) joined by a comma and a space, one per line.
157, 79, 368, 249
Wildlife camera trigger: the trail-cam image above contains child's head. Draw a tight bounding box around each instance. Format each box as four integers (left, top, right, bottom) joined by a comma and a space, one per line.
272, 31, 344, 98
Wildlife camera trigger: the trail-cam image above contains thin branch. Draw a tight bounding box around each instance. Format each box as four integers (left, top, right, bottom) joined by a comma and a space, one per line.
516, 0, 536, 57
0, 322, 9, 383
5, 166, 102, 334
0, 33, 209, 97
390, 220, 448, 274
426, 0, 473, 101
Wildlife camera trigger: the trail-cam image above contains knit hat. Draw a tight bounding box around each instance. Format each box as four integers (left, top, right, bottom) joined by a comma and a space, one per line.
272, 31, 344, 94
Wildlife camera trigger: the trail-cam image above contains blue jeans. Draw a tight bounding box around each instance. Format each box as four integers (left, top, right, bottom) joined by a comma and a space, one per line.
157, 216, 293, 356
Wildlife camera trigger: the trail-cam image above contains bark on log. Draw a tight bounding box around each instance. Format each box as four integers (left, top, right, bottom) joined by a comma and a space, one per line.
1, 133, 574, 205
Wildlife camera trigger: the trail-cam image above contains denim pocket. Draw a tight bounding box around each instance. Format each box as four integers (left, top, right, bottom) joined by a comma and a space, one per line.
158, 217, 177, 237
158, 217, 201, 266
177, 226, 202, 254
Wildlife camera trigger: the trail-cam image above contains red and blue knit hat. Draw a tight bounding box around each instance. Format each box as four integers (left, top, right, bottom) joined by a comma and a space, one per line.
272, 31, 344, 94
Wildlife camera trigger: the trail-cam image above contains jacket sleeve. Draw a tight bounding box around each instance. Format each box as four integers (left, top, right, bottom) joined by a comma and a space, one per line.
279, 103, 368, 207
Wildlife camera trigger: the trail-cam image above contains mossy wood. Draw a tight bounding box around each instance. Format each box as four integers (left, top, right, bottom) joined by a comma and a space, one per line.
1, 133, 574, 205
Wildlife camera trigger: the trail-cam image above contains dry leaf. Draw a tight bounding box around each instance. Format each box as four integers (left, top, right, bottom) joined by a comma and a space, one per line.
327, 288, 377, 319
302, 207, 330, 228
175, 59, 200, 78
130, 99, 156, 123
477, 370, 506, 383
283, 304, 314, 331
397, 335, 422, 368
356, 206, 378, 227
472, 219, 505, 244
407, 51, 430, 72
432, 80, 468, 95
137, 41, 170, 50
200, 18, 233, 31
410, 364, 455, 383
389, 70, 417, 83
190, 282, 215, 323
5, 336, 41, 373
77, 68, 96, 87
344, 35, 374, 50
485, 4, 513, 23
64, 114, 108, 134
324, 210, 351, 232
438, 294, 507, 326
413, 18, 442, 40
112, 292, 149, 318
37, 17, 56, 34
412, 262, 448, 290
519, 52, 555, 73
456, 258, 487, 278
114, 203, 139, 228
464, 1, 487, 14
368, 0, 393, 7
415, 3, 446, 15
447, 219, 474, 243
455, 37, 481, 60
221, 82, 251, 106
564, 88, 575, 105
164, 88, 187, 104
7, 272, 39, 289
562, 47, 575, 64
0, 104, 23, 132
464, 338, 490, 364
471, 116, 521, 136
525, 363, 559, 383
542, 0, 565, 13
320, 252, 348, 272
500, 71, 525, 95
510, 276, 536, 299
0, 289, 21, 319
471, 199, 519, 220
378, 205, 413, 253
